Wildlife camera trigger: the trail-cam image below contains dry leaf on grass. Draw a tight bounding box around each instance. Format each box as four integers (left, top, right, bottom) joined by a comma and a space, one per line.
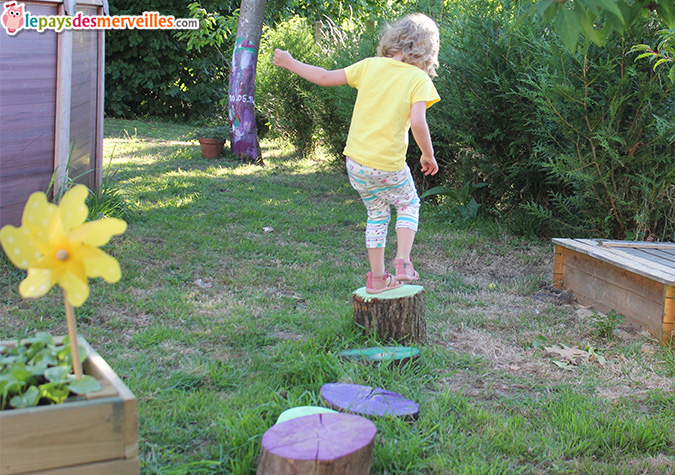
544, 344, 606, 368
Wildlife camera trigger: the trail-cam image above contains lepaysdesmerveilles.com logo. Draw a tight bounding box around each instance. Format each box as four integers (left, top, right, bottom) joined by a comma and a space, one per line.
1, 1, 199, 35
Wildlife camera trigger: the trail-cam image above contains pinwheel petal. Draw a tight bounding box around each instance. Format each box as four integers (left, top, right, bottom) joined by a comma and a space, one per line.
71, 218, 127, 247
0, 226, 41, 269
59, 185, 89, 231
19, 268, 54, 298
78, 245, 122, 282
21, 192, 59, 240
59, 271, 90, 307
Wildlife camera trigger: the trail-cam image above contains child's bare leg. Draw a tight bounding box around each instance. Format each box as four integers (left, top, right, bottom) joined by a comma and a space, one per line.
393, 226, 420, 281
367, 247, 386, 275
395, 227, 416, 262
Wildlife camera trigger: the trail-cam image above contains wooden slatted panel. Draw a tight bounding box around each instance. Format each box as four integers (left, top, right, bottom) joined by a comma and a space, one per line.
0, 4, 58, 226
69, 5, 99, 190
620, 248, 675, 268
553, 238, 675, 285
561, 247, 666, 338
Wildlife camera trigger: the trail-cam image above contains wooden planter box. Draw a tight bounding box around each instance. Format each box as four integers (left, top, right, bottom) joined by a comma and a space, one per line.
553, 238, 675, 345
0, 337, 139, 474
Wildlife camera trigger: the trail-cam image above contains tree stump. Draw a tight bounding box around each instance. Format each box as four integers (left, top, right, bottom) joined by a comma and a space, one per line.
320, 383, 419, 419
352, 285, 426, 344
257, 413, 376, 475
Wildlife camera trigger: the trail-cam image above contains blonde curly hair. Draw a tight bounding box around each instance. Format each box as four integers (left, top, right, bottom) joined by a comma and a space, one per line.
377, 13, 440, 78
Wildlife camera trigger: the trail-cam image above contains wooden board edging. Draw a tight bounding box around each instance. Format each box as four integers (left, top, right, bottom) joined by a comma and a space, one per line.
552, 238, 675, 285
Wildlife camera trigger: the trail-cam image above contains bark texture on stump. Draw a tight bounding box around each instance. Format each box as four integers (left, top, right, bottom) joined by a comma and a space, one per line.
257, 413, 376, 475
352, 285, 426, 345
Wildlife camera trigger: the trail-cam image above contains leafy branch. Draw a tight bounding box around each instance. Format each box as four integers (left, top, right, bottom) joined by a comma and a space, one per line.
630, 29, 675, 82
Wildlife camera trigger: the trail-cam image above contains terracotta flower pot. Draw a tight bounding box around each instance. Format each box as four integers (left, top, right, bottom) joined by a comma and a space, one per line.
198, 137, 225, 159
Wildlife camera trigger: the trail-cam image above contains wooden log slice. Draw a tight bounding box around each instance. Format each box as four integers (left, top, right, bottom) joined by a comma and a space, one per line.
338, 346, 420, 365
257, 413, 376, 475
320, 382, 419, 419
352, 285, 426, 344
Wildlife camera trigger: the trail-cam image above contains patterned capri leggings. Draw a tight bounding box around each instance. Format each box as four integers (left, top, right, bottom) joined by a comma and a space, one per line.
346, 157, 421, 249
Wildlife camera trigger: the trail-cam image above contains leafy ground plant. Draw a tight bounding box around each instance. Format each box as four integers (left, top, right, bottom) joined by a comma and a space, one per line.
0, 332, 100, 410
589, 310, 626, 340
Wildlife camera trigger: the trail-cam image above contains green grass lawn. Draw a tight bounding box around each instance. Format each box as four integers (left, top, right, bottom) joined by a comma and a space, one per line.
1, 118, 674, 474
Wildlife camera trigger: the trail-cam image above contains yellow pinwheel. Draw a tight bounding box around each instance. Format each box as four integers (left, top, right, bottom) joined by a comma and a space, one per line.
0, 184, 127, 307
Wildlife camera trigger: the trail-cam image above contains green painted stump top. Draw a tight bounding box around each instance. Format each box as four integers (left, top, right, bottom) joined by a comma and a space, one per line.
275, 406, 337, 425
353, 284, 424, 302
339, 347, 420, 363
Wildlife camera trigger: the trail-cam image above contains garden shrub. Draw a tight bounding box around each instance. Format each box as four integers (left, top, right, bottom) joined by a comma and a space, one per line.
256, 17, 327, 154
434, 0, 675, 239
106, 0, 236, 121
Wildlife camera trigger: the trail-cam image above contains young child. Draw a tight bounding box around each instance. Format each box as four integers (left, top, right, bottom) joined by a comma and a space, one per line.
273, 13, 440, 294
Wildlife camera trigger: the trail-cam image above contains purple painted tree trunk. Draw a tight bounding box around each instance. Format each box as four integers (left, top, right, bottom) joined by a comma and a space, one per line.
228, 0, 266, 164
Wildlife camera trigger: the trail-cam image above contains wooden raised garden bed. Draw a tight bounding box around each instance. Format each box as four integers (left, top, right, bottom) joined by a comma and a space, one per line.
552, 238, 675, 345
0, 337, 139, 475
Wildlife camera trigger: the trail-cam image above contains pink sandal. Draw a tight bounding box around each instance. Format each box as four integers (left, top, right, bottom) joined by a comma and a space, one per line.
366, 271, 403, 294
392, 258, 419, 281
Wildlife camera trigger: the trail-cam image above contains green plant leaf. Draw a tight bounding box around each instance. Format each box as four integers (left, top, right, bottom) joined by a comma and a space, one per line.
67, 375, 102, 395
39, 382, 70, 404
595, 0, 625, 25
555, 6, 583, 51
9, 385, 40, 409
530, 335, 548, 349
654, 58, 670, 70
420, 186, 455, 199
656, 0, 675, 28
31, 348, 58, 366
634, 52, 656, 61
575, 3, 604, 45
536, 0, 555, 15
0, 373, 23, 398
23, 332, 55, 347
44, 366, 70, 383
10, 365, 32, 383
26, 360, 49, 376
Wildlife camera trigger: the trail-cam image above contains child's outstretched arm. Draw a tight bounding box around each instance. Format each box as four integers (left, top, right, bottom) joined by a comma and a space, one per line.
273, 49, 348, 87
410, 101, 439, 176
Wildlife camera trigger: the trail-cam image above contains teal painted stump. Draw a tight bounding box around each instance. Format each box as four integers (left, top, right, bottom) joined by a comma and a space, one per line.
352, 285, 426, 344
339, 346, 421, 365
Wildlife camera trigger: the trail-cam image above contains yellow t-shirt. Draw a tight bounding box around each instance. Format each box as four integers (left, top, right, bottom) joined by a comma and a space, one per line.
343, 57, 440, 172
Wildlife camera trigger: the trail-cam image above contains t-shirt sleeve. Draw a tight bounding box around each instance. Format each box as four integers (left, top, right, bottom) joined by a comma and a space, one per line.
411, 76, 440, 108
344, 58, 371, 89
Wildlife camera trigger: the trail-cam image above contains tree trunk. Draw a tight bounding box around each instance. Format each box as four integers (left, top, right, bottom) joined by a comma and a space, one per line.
352, 285, 426, 345
228, 0, 266, 164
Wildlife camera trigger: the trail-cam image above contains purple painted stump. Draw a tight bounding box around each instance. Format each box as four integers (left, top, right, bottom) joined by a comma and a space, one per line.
257, 413, 376, 475
320, 383, 419, 419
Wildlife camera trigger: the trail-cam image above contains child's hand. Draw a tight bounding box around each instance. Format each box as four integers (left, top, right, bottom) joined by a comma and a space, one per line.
420, 154, 439, 176
273, 49, 293, 69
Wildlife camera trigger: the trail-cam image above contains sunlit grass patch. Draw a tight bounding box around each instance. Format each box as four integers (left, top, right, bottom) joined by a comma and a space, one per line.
2, 118, 673, 474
